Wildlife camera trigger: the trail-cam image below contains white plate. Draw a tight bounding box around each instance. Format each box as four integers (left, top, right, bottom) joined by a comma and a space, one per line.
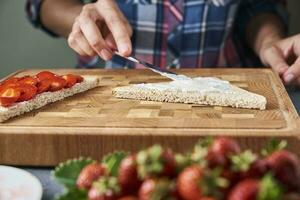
0, 166, 43, 200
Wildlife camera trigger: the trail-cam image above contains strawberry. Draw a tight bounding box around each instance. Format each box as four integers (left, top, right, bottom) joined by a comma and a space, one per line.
118, 154, 142, 195
241, 158, 268, 179
18, 76, 38, 86
138, 178, 177, 200
1, 77, 20, 86
76, 75, 84, 83
206, 137, 241, 169
0, 87, 21, 107
228, 179, 259, 200
177, 165, 228, 200
47, 76, 67, 91
228, 174, 283, 200
88, 176, 120, 200
36, 71, 56, 81
37, 80, 52, 94
117, 196, 138, 200
16, 84, 38, 102
62, 74, 78, 88
76, 163, 106, 190
136, 145, 176, 179
266, 150, 300, 191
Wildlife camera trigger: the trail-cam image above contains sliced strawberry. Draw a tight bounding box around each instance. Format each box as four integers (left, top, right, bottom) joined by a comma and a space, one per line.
48, 77, 67, 92
16, 84, 38, 102
0, 87, 21, 107
76, 75, 84, 83
62, 74, 78, 88
36, 71, 56, 81
1, 77, 20, 86
18, 76, 38, 86
76, 163, 106, 190
118, 154, 142, 195
37, 80, 52, 94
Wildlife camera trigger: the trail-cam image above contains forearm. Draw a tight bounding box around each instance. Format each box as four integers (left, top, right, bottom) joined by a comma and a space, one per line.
40, 0, 82, 38
246, 13, 285, 58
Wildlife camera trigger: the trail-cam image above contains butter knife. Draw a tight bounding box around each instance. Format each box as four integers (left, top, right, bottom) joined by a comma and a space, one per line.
114, 52, 186, 81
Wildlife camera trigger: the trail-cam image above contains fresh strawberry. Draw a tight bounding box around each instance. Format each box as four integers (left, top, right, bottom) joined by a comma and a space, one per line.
88, 176, 120, 200
228, 179, 259, 200
0, 87, 21, 107
177, 165, 204, 200
177, 165, 228, 200
206, 137, 241, 168
18, 76, 38, 86
37, 80, 52, 94
266, 150, 300, 191
36, 71, 56, 81
16, 84, 38, 102
117, 196, 138, 200
47, 76, 67, 91
62, 74, 78, 88
200, 197, 216, 200
228, 174, 283, 200
76, 163, 106, 190
136, 145, 176, 179
118, 154, 142, 195
138, 178, 177, 200
241, 158, 268, 179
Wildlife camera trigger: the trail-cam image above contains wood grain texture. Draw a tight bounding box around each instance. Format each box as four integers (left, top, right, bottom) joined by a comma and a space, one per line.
0, 69, 299, 166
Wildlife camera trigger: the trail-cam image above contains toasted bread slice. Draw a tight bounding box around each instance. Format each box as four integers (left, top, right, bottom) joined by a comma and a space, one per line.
0, 76, 98, 122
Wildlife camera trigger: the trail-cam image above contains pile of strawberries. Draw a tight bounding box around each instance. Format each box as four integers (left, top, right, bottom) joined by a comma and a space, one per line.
75, 138, 300, 200
0, 71, 83, 107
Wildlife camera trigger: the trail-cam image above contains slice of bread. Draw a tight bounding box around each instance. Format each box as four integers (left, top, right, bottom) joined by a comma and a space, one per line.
0, 76, 99, 122
113, 78, 267, 110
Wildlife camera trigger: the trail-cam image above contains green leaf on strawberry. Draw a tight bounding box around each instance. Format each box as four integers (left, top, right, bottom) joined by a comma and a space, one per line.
261, 139, 287, 157
52, 157, 95, 189
231, 150, 257, 172
190, 137, 213, 165
258, 173, 283, 200
102, 151, 127, 177
54, 188, 87, 200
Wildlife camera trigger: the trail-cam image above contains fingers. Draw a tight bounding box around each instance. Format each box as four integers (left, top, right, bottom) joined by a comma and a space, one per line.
97, 2, 132, 56
78, 10, 112, 60
262, 45, 289, 75
68, 21, 95, 56
283, 57, 300, 84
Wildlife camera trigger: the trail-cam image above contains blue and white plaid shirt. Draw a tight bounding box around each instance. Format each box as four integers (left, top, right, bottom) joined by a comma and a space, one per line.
26, 0, 288, 69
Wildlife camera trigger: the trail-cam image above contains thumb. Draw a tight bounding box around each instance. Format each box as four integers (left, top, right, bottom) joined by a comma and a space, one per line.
283, 57, 300, 84
262, 46, 289, 75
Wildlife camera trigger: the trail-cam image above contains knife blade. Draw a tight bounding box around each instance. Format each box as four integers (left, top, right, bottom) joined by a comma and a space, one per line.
115, 52, 177, 77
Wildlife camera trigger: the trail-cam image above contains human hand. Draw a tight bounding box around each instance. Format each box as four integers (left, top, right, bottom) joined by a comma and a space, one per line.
259, 34, 300, 85
68, 0, 132, 60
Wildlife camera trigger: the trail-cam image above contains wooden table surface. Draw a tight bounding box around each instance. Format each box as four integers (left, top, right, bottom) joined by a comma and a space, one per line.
0, 68, 299, 166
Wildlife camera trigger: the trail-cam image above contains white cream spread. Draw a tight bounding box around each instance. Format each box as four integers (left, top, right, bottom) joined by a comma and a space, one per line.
135, 76, 231, 94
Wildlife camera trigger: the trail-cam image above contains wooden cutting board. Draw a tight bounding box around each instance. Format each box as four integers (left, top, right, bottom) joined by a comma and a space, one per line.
0, 69, 299, 166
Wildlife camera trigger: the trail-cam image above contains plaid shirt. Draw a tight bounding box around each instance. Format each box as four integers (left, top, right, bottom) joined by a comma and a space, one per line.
26, 0, 288, 69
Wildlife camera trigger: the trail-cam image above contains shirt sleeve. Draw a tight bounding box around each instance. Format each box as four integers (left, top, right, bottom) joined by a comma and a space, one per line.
235, 0, 289, 42
25, 0, 58, 37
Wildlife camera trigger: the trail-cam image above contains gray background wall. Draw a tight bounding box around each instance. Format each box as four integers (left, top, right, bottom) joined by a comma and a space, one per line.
0, 1, 299, 78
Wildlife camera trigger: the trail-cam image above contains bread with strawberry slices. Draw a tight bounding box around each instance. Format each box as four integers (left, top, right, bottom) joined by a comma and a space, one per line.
0, 72, 99, 122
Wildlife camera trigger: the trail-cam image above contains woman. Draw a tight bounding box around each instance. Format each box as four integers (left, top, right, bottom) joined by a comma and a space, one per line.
26, 0, 300, 85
